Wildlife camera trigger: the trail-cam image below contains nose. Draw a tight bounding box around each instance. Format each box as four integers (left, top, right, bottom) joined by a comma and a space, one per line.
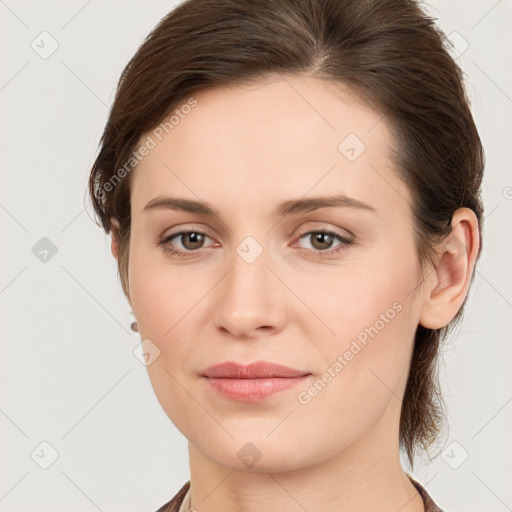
212, 243, 287, 339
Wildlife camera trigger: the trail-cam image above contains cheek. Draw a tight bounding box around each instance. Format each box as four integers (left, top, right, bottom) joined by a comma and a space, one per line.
295, 250, 420, 395
128, 240, 200, 336
128, 245, 207, 392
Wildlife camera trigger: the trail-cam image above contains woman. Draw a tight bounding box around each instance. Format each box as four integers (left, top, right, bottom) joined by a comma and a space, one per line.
88, 0, 484, 510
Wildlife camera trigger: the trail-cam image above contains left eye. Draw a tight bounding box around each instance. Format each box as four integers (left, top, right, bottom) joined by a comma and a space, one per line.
294, 230, 352, 254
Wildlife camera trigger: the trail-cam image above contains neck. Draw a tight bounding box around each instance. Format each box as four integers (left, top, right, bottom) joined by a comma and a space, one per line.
186, 409, 424, 512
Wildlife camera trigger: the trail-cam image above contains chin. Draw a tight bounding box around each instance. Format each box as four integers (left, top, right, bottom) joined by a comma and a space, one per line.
198, 435, 316, 473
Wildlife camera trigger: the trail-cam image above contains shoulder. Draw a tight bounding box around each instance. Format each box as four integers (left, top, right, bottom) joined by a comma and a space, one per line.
153, 480, 191, 512
407, 474, 445, 512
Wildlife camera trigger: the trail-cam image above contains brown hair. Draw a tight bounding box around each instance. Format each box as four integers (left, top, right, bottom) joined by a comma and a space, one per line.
87, 0, 484, 466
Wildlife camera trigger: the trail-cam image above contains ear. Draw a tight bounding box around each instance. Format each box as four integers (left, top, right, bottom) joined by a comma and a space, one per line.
418, 207, 480, 329
110, 218, 134, 309
110, 218, 121, 262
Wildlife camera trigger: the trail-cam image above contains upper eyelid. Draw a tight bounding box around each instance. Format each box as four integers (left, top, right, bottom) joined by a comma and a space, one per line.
161, 219, 353, 238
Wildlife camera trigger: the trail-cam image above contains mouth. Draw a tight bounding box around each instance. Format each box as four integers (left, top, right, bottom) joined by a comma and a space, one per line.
201, 361, 312, 402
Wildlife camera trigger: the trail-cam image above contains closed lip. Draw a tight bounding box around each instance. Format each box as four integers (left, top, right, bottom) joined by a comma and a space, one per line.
201, 361, 311, 379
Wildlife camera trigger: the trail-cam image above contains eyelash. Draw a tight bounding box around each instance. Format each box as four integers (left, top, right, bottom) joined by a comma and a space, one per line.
157, 229, 353, 260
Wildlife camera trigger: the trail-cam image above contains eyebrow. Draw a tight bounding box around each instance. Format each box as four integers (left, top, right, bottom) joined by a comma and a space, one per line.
143, 194, 376, 218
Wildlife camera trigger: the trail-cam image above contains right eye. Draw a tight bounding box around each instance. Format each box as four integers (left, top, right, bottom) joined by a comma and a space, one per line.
158, 230, 217, 258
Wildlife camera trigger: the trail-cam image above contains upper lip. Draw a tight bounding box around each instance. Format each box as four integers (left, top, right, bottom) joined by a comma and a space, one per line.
201, 361, 310, 379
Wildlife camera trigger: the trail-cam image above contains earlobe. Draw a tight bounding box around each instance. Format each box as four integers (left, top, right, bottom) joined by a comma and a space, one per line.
418, 208, 480, 330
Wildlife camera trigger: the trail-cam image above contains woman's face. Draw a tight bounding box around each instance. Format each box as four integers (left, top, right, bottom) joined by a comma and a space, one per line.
125, 74, 430, 471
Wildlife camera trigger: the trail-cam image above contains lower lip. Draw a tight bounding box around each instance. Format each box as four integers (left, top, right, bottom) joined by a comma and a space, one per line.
203, 375, 310, 402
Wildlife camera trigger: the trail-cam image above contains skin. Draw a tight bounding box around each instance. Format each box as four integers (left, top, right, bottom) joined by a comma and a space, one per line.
111, 74, 479, 512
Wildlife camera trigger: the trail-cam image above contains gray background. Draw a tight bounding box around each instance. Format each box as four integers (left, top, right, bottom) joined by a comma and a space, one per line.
1, 1, 511, 511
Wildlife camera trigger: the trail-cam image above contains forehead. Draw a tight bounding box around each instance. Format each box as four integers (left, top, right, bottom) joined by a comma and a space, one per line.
130, 74, 410, 220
